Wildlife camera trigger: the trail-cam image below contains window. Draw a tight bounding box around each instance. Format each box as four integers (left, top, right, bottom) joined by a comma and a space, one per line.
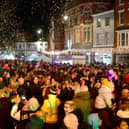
19, 44, 21, 49
96, 33, 100, 45
97, 18, 101, 27
119, 32, 129, 47
121, 33, 125, 46
119, 11, 124, 25
119, 0, 124, 4
84, 27, 91, 43
126, 33, 128, 46
105, 17, 110, 26
77, 16, 80, 24
105, 32, 110, 45
84, 12, 91, 21
96, 33, 104, 45
75, 28, 80, 43
27, 43, 31, 50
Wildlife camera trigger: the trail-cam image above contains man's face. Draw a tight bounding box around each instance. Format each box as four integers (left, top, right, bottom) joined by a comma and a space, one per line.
122, 89, 129, 99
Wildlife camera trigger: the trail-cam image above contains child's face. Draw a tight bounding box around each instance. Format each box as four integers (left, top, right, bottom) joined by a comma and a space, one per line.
120, 121, 128, 129
64, 103, 74, 114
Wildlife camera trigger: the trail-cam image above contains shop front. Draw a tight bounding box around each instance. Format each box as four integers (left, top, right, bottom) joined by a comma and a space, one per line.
92, 48, 113, 65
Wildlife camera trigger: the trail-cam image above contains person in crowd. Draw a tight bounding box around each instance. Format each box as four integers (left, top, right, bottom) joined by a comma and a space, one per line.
115, 119, 129, 129
9, 76, 19, 93
10, 93, 22, 121
95, 77, 115, 129
0, 87, 11, 129
36, 86, 61, 129
88, 113, 102, 129
72, 83, 91, 124
17, 77, 26, 97
11, 92, 39, 129
116, 100, 129, 119
30, 76, 43, 105
63, 113, 79, 129
119, 88, 129, 103
59, 100, 84, 129
90, 77, 102, 112
0, 60, 129, 129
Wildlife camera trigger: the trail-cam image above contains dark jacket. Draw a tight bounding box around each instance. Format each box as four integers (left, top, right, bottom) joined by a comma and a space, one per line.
72, 91, 91, 123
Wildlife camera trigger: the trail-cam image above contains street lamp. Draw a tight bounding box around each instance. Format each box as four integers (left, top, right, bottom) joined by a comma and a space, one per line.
37, 28, 43, 41
64, 15, 72, 49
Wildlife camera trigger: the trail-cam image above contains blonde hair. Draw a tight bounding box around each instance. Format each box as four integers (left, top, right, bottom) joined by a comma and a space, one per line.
10, 77, 18, 89
64, 100, 76, 110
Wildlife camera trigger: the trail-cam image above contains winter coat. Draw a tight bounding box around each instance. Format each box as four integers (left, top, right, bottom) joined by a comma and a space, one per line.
72, 91, 91, 123
95, 85, 113, 109
40, 94, 61, 124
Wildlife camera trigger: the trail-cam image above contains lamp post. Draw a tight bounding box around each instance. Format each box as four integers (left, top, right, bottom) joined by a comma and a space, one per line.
64, 15, 72, 49
37, 28, 43, 41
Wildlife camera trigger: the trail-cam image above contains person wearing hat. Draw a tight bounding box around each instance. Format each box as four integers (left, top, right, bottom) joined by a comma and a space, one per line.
36, 85, 61, 129
94, 78, 115, 129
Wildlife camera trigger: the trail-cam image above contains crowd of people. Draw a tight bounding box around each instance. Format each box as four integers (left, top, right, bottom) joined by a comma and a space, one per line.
0, 60, 129, 129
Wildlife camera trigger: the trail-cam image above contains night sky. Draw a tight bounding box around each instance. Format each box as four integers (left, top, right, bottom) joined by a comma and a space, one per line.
16, 0, 42, 32
16, 0, 66, 37
0, 0, 114, 42
15, 0, 114, 32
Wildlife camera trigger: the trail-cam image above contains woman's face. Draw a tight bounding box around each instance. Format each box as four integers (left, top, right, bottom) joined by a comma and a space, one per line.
80, 79, 85, 85
95, 81, 101, 89
51, 78, 56, 83
18, 77, 24, 85
64, 103, 74, 114
33, 77, 39, 84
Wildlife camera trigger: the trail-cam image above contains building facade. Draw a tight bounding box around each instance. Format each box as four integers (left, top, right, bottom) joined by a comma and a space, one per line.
63, 0, 113, 64
15, 41, 48, 60
92, 10, 114, 65
114, 0, 129, 64
49, 18, 65, 50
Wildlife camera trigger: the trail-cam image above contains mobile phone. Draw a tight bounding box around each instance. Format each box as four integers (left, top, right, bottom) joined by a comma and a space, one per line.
21, 95, 26, 101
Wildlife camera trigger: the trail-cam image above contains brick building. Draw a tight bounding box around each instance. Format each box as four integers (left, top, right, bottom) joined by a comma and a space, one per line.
114, 0, 129, 64
63, 0, 113, 64
49, 0, 114, 64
